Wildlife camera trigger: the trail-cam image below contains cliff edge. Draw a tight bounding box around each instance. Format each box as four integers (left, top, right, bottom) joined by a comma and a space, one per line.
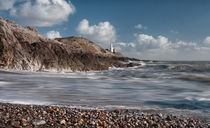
0, 17, 140, 72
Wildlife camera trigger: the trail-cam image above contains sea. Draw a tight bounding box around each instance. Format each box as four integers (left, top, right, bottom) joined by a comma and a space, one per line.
0, 61, 210, 119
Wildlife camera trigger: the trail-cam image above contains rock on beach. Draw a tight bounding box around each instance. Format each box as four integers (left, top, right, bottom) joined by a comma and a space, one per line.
32, 120, 46, 126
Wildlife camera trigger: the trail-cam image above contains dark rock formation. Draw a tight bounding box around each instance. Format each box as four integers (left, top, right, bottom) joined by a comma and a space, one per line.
0, 17, 140, 72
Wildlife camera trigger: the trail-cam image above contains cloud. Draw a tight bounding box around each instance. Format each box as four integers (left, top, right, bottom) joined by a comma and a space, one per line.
170, 30, 179, 34
46, 30, 62, 39
116, 34, 210, 60
135, 24, 147, 30
203, 36, 210, 45
9, 0, 75, 27
135, 34, 170, 50
76, 19, 116, 44
0, 0, 16, 10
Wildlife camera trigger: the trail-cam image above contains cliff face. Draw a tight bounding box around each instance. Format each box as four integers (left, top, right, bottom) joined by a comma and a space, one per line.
0, 17, 140, 72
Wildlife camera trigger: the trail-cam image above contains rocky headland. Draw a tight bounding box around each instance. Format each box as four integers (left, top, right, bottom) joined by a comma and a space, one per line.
0, 17, 140, 72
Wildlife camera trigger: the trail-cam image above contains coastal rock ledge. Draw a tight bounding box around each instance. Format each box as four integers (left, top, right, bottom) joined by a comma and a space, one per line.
0, 17, 140, 72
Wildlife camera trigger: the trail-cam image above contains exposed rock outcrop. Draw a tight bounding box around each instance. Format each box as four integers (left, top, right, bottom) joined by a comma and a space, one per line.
0, 17, 140, 72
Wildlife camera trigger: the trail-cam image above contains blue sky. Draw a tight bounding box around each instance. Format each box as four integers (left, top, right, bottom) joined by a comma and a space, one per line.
1, 0, 210, 60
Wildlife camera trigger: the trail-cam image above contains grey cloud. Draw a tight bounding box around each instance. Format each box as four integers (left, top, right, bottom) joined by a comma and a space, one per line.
0, 0, 16, 10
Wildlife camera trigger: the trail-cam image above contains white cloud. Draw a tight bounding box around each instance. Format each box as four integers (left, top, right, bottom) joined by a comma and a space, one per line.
10, 0, 75, 27
203, 36, 210, 45
135, 24, 147, 30
116, 34, 210, 61
0, 0, 16, 10
46, 30, 62, 39
135, 34, 170, 50
173, 41, 197, 49
115, 42, 135, 52
76, 19, 116, 44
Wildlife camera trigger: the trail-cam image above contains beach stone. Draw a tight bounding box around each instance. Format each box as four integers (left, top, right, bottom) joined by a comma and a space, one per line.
90, 121, 96, 125
26, 117, 31, 121
60, 119, 66, 125
10, 120, 20, 128
158, 113, 163, 118
114, 109, 121, 113
152, 123, 159, 127
33, 120, 46, 126
148, 120, 154, 125
183, 119, 188, 123
99, 116, 104, 121
97, 110, 100, 113
21, 118, 27, 126
165, 122, 169, 127
166, 116, 172, 121
5, 113, 9, 118
103, 122, 108, 127
98, 120, 103, 125
78, 119, 84, 124
67, 121, 72, 125
42, 111, 47, 115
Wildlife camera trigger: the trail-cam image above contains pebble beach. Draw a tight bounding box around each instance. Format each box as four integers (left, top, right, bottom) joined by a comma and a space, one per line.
0, 103, 209, 128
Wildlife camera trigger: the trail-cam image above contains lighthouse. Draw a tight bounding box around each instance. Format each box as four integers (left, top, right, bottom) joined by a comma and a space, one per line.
110, 43, 114, 52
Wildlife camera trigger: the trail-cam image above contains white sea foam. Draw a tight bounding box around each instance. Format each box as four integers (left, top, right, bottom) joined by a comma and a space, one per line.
0, 99, 53, 106
185, 96, 210, 102
139, 61, 146, 66
108, 66, 127, 71
0, 81, 9, 85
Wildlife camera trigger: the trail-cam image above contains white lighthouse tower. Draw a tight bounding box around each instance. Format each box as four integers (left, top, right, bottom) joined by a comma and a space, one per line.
110, 43, 114, 52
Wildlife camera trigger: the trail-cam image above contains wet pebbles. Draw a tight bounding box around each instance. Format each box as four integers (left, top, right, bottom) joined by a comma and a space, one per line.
0, 103, 209, 128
